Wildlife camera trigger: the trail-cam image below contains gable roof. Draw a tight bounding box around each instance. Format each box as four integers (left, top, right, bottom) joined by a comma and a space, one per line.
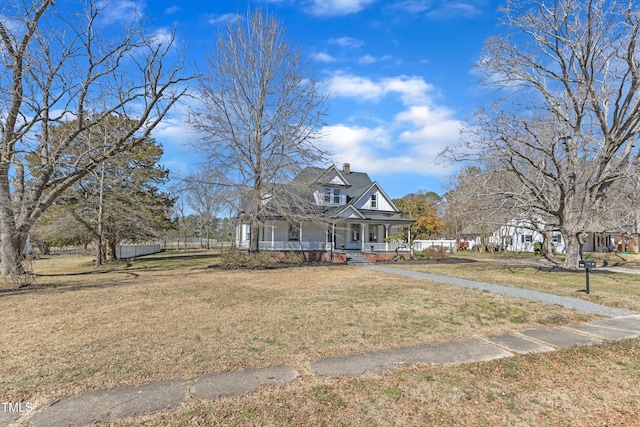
332, 204, 366, 219
237, 164, 412, 224
349, 181, 399, 213
314, 165, 351, 187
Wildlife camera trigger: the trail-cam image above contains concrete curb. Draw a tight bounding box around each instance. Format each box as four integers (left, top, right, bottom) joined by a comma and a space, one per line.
14, 366, 298, 427
193, 366, 299, 400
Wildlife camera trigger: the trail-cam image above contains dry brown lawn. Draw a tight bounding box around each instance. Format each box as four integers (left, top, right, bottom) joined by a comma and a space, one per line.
2, 252, 639, 425
117, 339, 640, 426
396, 252, 640, 312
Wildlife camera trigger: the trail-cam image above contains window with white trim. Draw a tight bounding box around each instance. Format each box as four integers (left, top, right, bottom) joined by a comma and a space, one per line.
333, 188, 341, 204
371, 194, 377, 209
521, 235, 533, 243
288, 223, 299, 241
323, 188, 331, 204
351, 224, 360, 241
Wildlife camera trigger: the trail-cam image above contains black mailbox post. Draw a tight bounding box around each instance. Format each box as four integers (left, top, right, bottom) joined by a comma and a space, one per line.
578, 259, 596, 294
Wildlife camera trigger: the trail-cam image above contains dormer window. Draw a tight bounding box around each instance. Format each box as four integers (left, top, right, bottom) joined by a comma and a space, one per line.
322, 187, 342, 205
323, 188, 331, 204
371, 194, 377, 209
333, 188, 340, 204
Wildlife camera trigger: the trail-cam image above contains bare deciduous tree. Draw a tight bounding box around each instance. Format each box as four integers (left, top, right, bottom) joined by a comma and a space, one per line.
0, 1, 190, 280
443, 167, 519, 252
189, 8, 329, 254
450, 0, 640, 269
182, 168, 231, 249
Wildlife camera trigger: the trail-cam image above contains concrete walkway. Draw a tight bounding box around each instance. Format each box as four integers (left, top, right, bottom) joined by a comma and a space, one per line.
4, 269, 640, 426
367, 264, 639, 318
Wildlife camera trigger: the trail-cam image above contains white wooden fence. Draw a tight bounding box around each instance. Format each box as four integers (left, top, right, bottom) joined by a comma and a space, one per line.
116, 243, 161, 259
413, 239, 457, 253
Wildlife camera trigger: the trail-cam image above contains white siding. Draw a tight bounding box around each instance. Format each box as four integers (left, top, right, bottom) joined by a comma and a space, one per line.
354, 187, 394, 211
317, 170, 348, 186
490, 219, 565, 253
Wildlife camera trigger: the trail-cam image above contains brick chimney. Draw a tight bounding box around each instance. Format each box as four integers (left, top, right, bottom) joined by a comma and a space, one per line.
343, 163, 351, 174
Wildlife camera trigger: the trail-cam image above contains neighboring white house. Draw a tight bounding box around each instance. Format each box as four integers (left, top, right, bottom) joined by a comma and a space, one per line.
490, 216, 566, 254
235, 164, 414, 261
491, 215, 640, 254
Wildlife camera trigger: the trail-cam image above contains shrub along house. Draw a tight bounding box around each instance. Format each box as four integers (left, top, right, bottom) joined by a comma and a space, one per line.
235, 164, 414, 262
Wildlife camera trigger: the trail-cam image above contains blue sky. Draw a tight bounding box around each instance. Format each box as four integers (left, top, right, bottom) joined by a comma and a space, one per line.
142, 0, 503, 198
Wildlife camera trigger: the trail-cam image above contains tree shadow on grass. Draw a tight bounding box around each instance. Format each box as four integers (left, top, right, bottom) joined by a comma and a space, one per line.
0, 271, 141, 298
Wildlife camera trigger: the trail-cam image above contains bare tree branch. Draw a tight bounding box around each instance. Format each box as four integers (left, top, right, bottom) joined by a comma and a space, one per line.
0, 0, 192, 278
189, 8, 329, 254
448, 0, 640, 269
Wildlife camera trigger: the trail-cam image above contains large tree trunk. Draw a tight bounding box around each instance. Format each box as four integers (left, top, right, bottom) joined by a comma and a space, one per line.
542, 225, 554, 257
562, 231, 583, 270
106, 239, 118, 261
0, 175, 27, 277
0, 225, 28, 277
250, 222, 260, 254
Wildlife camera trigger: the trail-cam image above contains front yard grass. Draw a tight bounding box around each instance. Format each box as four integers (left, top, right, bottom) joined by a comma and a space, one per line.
118, 339, 640, 426
396, 252, 640, 312
1, 251, 639, 425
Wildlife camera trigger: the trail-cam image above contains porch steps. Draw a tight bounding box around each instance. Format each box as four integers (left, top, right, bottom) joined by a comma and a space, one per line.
345, 251, 372, 265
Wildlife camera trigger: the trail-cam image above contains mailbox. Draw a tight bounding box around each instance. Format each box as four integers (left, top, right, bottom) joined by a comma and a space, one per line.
578, 259, 596, 295
578, 260, 596, 269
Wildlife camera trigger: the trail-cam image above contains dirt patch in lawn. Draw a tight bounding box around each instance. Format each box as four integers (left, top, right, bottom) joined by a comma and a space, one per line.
1, 253, 596, 404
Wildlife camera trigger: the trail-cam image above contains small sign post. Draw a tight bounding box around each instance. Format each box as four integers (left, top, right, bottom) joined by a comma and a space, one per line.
578, 260, 596, 294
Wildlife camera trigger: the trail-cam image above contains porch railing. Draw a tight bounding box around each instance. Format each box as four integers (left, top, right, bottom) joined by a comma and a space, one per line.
257, 241, 330, 251
237, 241, 412, 252
364, 242, 410, 252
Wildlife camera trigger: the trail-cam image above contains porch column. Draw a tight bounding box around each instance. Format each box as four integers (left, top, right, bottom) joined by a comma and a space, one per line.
385, 224, 390, 252
271, 220, 275, 249
325, 224, 329, 249
361, 223, 365, 252
332, 222, 336, 250
299, 221, 303, 250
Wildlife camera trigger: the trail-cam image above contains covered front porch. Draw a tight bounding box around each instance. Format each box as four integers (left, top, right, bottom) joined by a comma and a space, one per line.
330, 221, 412, 253
236, 219, 413, 255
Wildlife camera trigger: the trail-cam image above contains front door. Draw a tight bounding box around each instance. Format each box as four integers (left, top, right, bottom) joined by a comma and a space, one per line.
346, 223, 361, 250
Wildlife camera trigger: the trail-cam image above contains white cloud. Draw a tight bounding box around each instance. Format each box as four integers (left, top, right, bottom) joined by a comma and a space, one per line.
205, 13, 239, 25
305, 0, 376, 16
0, 13, 24, 36
330, 36, 365, 48
165, 5, 181, 15
389, 0, 485, 18
99, 0, 145, 24
390, 0, 432, 13
358, 54, 377, 64
321, 122, 459, 177
153, 117, 196, 142
383, 77, 433, 105
147, 28, 174, 47
321, 124, 390, 168
321, 72, 464, 177
327, 72, 433, 105
313, 52, 339, 63
327, 74, 386, 100
396, 105, 464, 152
426, 2, 482, 19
